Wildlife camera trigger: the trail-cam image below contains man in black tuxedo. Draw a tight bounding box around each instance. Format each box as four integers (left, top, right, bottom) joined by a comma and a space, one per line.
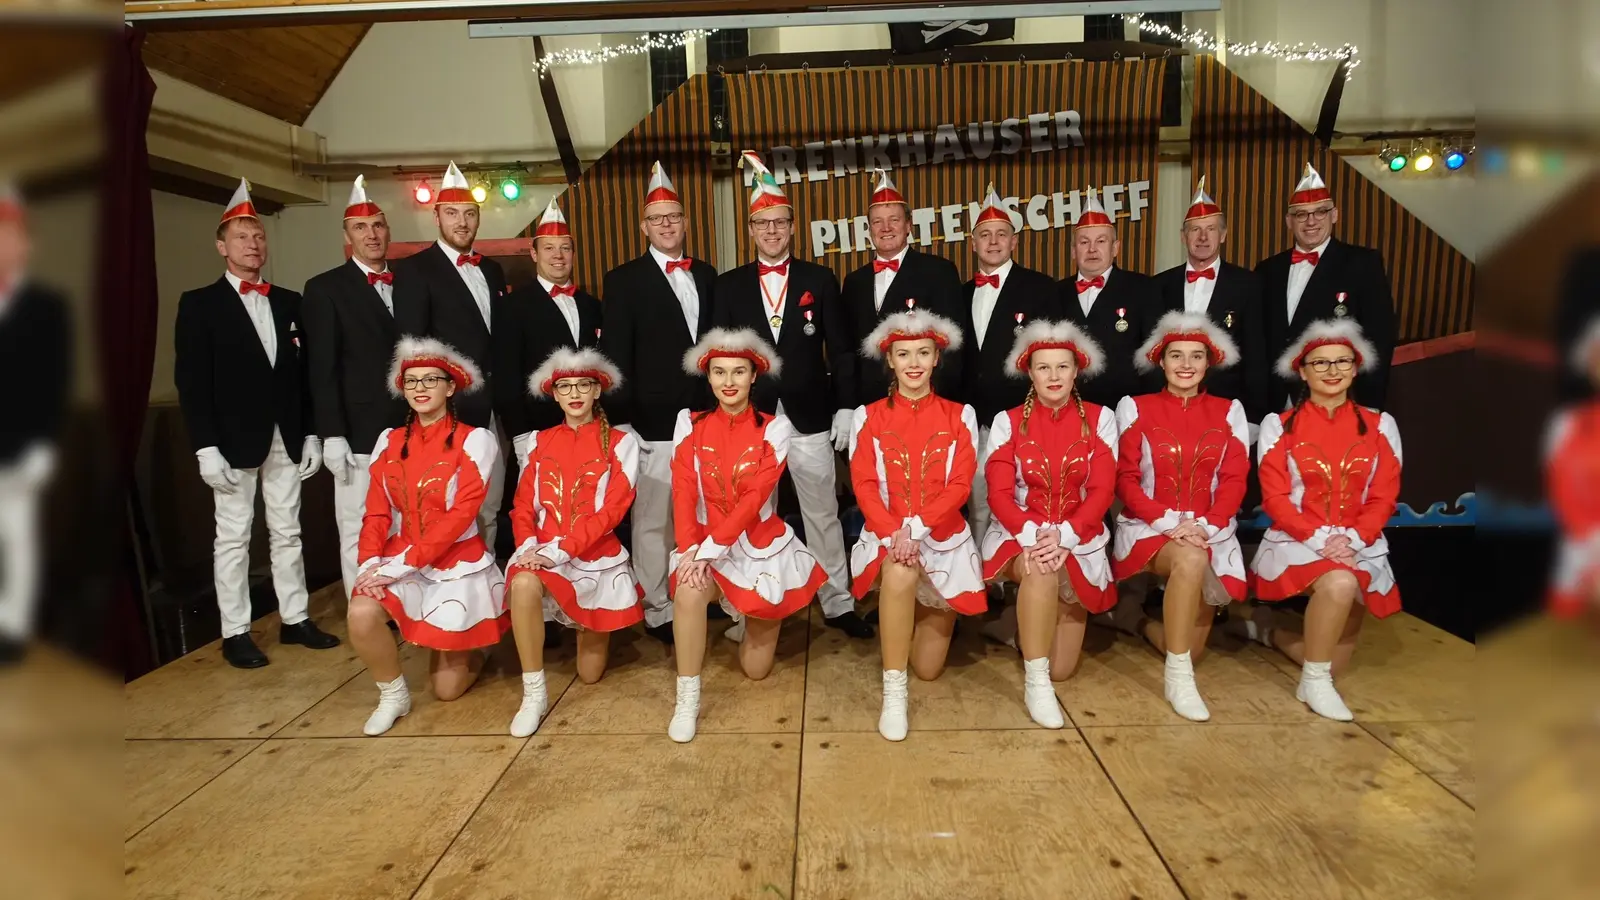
496, 197, 601, 466
302, 176, 416, 601
174, 179, 339, 668
712, 152, 871, 639
0, 183, 71, 663
1556, 247, 1600, 404
840, 169, 969, 406
393, 161, 510, 547
962, 185, 1062, 542
1256, 163, 1395, 409
1154, 179, 1271, 425
1058, 187, 1162, 409
599, 162, 715, 643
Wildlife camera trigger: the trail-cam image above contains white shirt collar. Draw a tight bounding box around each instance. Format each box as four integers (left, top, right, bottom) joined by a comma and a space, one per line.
223, 270, 262, 294
876, 246, 910, 268
352, 256, 388, 277
1294, 237, 1332, 260
537, 275, 575, 295
978, 258, 1014, 284
757, 254, 791, 269
1077, 265, 1113, 285
437, 238, 475, 261
1185, 258, 1220, 274
649, 244, 687, 271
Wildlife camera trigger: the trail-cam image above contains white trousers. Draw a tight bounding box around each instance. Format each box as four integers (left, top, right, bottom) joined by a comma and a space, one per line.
0, 470, 41, 641
211, 430, 310, 638
785, 428, 855, 618
969, 425, 993, 555
477, 416, 507, 552
633, 438, 676, 627
332, 452, 373, 602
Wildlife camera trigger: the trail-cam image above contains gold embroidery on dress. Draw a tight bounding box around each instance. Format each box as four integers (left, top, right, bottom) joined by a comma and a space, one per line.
535, 435, 608, 531
1291, 438, 1374, 522
917, 430, 954, 509
1016, 437, 1092, 522
877, 431, 914, 511
1148, 425, 1227, 512
385, 459, 452, 538
696, 423, 762, 516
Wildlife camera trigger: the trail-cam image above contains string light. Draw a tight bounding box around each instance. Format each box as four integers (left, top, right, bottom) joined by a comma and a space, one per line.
1122, 14, 1361, 79
534, 30, 718, 77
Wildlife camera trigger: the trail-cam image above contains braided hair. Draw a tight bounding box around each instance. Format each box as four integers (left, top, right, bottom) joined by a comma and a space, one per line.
886, 370, 898, 407
1019, 386, 1037, 435
399, 408, 418, 459
1283, 380, 1368, 436
595, 402, 612, 459
1072, 385, 1089, 438
398, 389, 459, 460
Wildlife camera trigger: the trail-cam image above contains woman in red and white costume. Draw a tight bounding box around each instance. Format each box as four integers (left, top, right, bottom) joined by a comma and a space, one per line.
1247, 320, 1401, 721
1112, 310, 1249, 723
1547, 316, 1600, 620
666, 328, 827, 742
348, 337, 507, 735
848, 309, 984, 742
981, 321, 1118, 729
503, 348, 642, 738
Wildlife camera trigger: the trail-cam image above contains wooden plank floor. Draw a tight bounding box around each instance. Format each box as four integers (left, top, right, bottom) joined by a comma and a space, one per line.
120, 584, 1486, 899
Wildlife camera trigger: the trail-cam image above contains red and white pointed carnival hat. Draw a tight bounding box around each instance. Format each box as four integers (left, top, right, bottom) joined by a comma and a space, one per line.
644, 160, 681, 210
436, 161, 475, 205
389, 335, 484, 396
869, 167, 906, 209
973, 182, 1013, 229
740, 151, 790, 217
861, 309, 964, 360
535, 195, 571, 239
683, 327, 783, 377
0, 180, 22, 223
1007, 320, 1105, 379
1074, 185, 1114, 229
220, 178, 258, 224
1136, 310, 1241, 372
1289, 162, 1332, 208
1184, 175, 1222, 222
1275, 319, 1378, 379
343, 174, 383, 220
530, 347, 622, 396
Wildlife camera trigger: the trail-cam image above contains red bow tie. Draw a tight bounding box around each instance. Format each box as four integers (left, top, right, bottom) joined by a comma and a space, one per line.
1291, 249, 1320, 266
758, 260, 788, 276
1074, 275, 1104, 294
457, 252, 482, 267
1185, 267, 1216, 283
367, 270, 393, 286
873, 258, 900, 274
239, 280, 271, 296
665, 258, 692, 274
548, 282, 576, 298
974, 272, 1001, 289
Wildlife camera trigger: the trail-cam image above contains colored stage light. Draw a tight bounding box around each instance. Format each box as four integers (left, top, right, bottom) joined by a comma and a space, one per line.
1480, 146, 1507, 174
1412, 149, 1435, 172
1386, 150, 1408, 172
1443, 145, 1467, 170
414, 181, 433, 204
501, 177, 521, 201
471, 180, 490, 203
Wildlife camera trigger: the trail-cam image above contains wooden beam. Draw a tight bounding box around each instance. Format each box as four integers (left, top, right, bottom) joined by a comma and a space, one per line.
531, 36, 580, 186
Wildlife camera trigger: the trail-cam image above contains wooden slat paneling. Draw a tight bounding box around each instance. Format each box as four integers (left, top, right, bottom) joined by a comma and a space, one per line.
142, 24, 370, 124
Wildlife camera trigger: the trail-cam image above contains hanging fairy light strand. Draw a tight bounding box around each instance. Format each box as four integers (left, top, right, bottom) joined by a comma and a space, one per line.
1122, 14, 1361, 79
534, 29, 718, 77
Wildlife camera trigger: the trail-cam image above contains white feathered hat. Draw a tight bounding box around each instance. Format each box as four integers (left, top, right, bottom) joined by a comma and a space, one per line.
389, 335, 483, 396
1275, 319, 1379, 379
861, 309, 964, 360
1572, 316, 1600, 374
529, 347, 623, 397
1007, 320, 1104, 379
683, 327, 783, 377
1135, 310, 1241, 373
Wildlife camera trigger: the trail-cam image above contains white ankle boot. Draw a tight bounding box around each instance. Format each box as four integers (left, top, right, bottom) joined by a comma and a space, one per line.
1297, 661, 1353, 721
879, 669, 909, 741
668, 675, 701, 743
363, 675, 411, 736
1022, 657, 1064, 729
510, 670, 548, 738
1163, 651, 1211, 722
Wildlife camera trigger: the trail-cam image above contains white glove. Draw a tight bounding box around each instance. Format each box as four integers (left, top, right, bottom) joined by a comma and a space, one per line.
323, 437, 352, 486
830, 409, 853, 453
297, 436, 323, 480
19, 443, 56, 487
197, 446, 240, 493
512, 432, 533, 469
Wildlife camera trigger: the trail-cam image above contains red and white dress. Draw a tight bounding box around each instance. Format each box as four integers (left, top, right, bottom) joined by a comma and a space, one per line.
980, 400, 1119, 612
507, 420, 644, 631
1250, 401, 1402, 616
1112, 391, 1251, 602
669, 407, 826, 618
1547, 401, 1600, 618
848, 393, 986, 614
358, 419, 508, 650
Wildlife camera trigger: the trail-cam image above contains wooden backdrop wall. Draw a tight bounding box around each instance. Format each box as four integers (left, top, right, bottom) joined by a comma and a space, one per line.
725, 60, 1166, 281
1191, 56, 1474, 342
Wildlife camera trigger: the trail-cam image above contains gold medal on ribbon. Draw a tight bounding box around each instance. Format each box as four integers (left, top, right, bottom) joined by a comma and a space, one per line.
770, 315, 783, 328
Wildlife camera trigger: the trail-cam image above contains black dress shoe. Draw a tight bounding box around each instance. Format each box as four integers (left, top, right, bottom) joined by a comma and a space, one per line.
645, 622, 676, 645
222, 634, 269, 669
823, 610, 875, 639
864, 609, 879, 625
280, 619, 342, 650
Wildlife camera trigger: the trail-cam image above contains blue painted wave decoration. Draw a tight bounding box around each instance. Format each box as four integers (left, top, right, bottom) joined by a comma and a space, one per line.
1238, 493, 1475, 529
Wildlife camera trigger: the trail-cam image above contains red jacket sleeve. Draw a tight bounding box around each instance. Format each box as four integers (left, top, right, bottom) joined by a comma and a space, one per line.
1353, 412, 1402, 546
1256, 414, 1319, 543
509, 430, 542, 551
983, 411, 1037, 539
848, 406, 902, 538
1546, 411, 1588, 537
915, 404, 978, 531
376, 427, 495, 577
1114, 397, 1171, 524
701, 416, 791, 556
670, 412, 706, 553
1065, 405, 1118, 542
356, 430, 395, 566
559, 431, 640, 560
1202, 399, 1251, 524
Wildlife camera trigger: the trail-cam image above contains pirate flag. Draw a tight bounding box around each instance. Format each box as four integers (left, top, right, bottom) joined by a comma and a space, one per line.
888, 19, 1016, 53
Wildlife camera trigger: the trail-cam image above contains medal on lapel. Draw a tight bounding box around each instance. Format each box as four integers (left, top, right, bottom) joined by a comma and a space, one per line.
1224, 311, 1235, 328
1114, 307, 1129, 333
905, 297, 916, 309
770, 314, 783, 328
1013, 312, 1025, 335
1333, 292, 1349, 318
803, 309, 816, 336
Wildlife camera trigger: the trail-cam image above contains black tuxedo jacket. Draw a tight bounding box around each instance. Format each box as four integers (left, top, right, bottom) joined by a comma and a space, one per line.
712, 258, 854, 435
1057, 267, 1164, 409
961, 263, 1063, 424
0, 283, 71, 464
599, 252, 716, 442
1256, 239, 1395, 409
1154, 261, 1272, 422
174, 277, 310, 468
494, 281, 602, 438
392, 243, 507, 427
841, 249, 970, 407
301, 259, 418, 455
1557, 247, 1600, 403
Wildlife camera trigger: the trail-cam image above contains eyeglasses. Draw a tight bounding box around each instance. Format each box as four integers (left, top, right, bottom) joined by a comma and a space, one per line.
751, 218, 792, 231
1289, 207, 1336, 223
645, 213, 685, 226
554, 379, 600, 396
1304, 357, 1356, 374
402, 374, 452, 389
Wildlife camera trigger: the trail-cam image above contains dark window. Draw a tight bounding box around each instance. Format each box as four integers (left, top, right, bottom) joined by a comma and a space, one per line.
1137, 13, 1185, 127
649, 33, 688, 106
1083, 14, 1125, 42
705, 29, 748, 143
